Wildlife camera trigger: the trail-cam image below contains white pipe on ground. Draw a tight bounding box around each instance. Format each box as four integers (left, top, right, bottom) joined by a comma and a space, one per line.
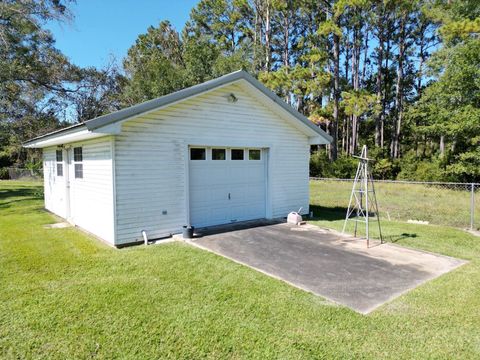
141, 230, 148, 246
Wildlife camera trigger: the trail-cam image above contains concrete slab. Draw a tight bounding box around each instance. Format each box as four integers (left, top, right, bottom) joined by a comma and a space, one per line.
44, 222, 72, 229
188, 221, 466, 314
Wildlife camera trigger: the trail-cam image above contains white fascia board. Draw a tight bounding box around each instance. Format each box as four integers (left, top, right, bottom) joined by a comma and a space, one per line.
309, 136, 330, 145
24, 129, 109, 148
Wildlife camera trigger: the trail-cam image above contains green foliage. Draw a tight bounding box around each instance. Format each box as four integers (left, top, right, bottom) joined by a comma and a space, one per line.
445, 148, 480, 182
406, 37, 480, 182
310, 151, 358, 178
397, 159, 445, 182
341, 90, 377, 117
372, 158, 396, 180
122, 19, 252, 104
425, 0, 480, 43
0, 0, 79, 165
0, 168, 9, 180
122, 21, 187, 104
187, 0, 253, 54
72, 64, 126, 122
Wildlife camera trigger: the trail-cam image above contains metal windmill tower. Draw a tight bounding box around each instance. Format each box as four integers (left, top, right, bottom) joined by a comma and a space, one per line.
342, 145, 383, 247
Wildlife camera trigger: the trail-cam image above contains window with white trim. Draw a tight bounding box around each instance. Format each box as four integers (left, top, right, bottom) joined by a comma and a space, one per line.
56, 149, 63, 176
73, 147, 83, 179
231, 149, 244, 160
190, 148, 206, 160
212, 148, 226, 160
249, 149, 261, 160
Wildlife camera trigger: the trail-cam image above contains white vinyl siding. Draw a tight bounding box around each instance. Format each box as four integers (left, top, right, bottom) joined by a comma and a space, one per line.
114, 83, 310, 245
42, 137, 115, 244
67, 137, 115, 244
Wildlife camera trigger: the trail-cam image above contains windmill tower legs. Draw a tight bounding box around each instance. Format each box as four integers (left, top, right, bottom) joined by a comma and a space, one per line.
342, 146, 383, 247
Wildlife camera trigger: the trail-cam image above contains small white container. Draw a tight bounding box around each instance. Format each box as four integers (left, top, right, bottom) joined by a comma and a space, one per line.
287, 212, 303, 225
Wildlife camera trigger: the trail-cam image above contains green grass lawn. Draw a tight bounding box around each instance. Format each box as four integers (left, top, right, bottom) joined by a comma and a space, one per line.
1, 181, 480, 359
311, 179, 480, 230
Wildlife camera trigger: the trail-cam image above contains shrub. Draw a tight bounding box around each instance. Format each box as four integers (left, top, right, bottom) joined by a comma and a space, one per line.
330, 155, 358, 178
397, 157, 445, 182
310, 151, 358, 179
0, 168, 9, 180
373, 158, 396, 180
310, 151, 331, 177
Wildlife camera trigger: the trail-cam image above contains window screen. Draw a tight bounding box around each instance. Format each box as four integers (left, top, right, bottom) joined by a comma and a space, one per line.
56, 163, 63, 176
56, 150, 63, 162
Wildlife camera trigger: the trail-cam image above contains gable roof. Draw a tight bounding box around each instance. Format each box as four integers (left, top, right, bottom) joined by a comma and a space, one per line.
24, 70, 332, 147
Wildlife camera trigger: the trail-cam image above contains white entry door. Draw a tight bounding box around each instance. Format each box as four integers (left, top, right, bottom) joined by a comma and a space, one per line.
189, 147, 267, 228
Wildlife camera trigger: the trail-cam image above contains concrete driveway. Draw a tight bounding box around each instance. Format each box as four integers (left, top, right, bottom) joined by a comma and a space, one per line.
188, 221, 466, 314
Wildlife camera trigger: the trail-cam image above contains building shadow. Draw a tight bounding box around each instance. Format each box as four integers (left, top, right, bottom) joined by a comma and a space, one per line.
309, 205, 348, 221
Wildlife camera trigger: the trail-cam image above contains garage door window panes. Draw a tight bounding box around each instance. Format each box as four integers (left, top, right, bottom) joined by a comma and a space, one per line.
190, 148, 206, 160
212, 148, 226, 160
249, 149, 261, 160
231, 149, 244, 160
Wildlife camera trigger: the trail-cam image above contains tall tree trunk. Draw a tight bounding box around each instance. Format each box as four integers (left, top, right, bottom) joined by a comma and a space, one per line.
391, 13, 406, 159
351, 26, 361, 155
361, 29, 369, 86
382, 37, 391, 149
264, 1, 272, 71
440, 135, 445, 157
283, 11, 290, 68
253, 8, 260, 72
415, 27, 426, 157
344, 28, 350, 83
331, 31, 340, 161
375, 9, 384, 148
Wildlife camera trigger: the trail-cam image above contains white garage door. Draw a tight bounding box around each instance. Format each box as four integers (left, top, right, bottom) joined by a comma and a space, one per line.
189, 147, 266, 228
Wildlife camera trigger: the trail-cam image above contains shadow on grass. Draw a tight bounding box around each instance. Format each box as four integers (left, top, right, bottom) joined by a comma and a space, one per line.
309, 205, 347, 221
0, 187, 44, 209
310, 204, 419, 243
0, 187, 40, 200
385, 233, 418, 243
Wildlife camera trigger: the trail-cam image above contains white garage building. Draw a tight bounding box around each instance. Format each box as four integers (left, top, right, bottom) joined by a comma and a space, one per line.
24, 71, 331, 247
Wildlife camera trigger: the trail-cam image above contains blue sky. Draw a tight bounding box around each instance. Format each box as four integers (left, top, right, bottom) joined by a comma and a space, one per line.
47, 0, 200, 69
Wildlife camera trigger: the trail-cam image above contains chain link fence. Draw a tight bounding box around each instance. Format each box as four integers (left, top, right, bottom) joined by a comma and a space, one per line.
311, 178, 480, 231
1, 168, 43, 181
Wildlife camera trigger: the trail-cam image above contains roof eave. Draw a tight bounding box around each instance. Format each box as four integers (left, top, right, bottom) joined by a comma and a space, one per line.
23, 125, 109, 148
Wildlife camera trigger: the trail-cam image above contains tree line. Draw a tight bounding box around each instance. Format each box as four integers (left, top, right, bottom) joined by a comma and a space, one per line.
1, 0, 479, 181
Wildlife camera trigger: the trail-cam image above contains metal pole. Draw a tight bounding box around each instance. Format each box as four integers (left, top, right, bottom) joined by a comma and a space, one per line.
471, 183, 475, 230
365, 158, 369, 247
370, 173, 383, 244
343, 160, 361, 234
